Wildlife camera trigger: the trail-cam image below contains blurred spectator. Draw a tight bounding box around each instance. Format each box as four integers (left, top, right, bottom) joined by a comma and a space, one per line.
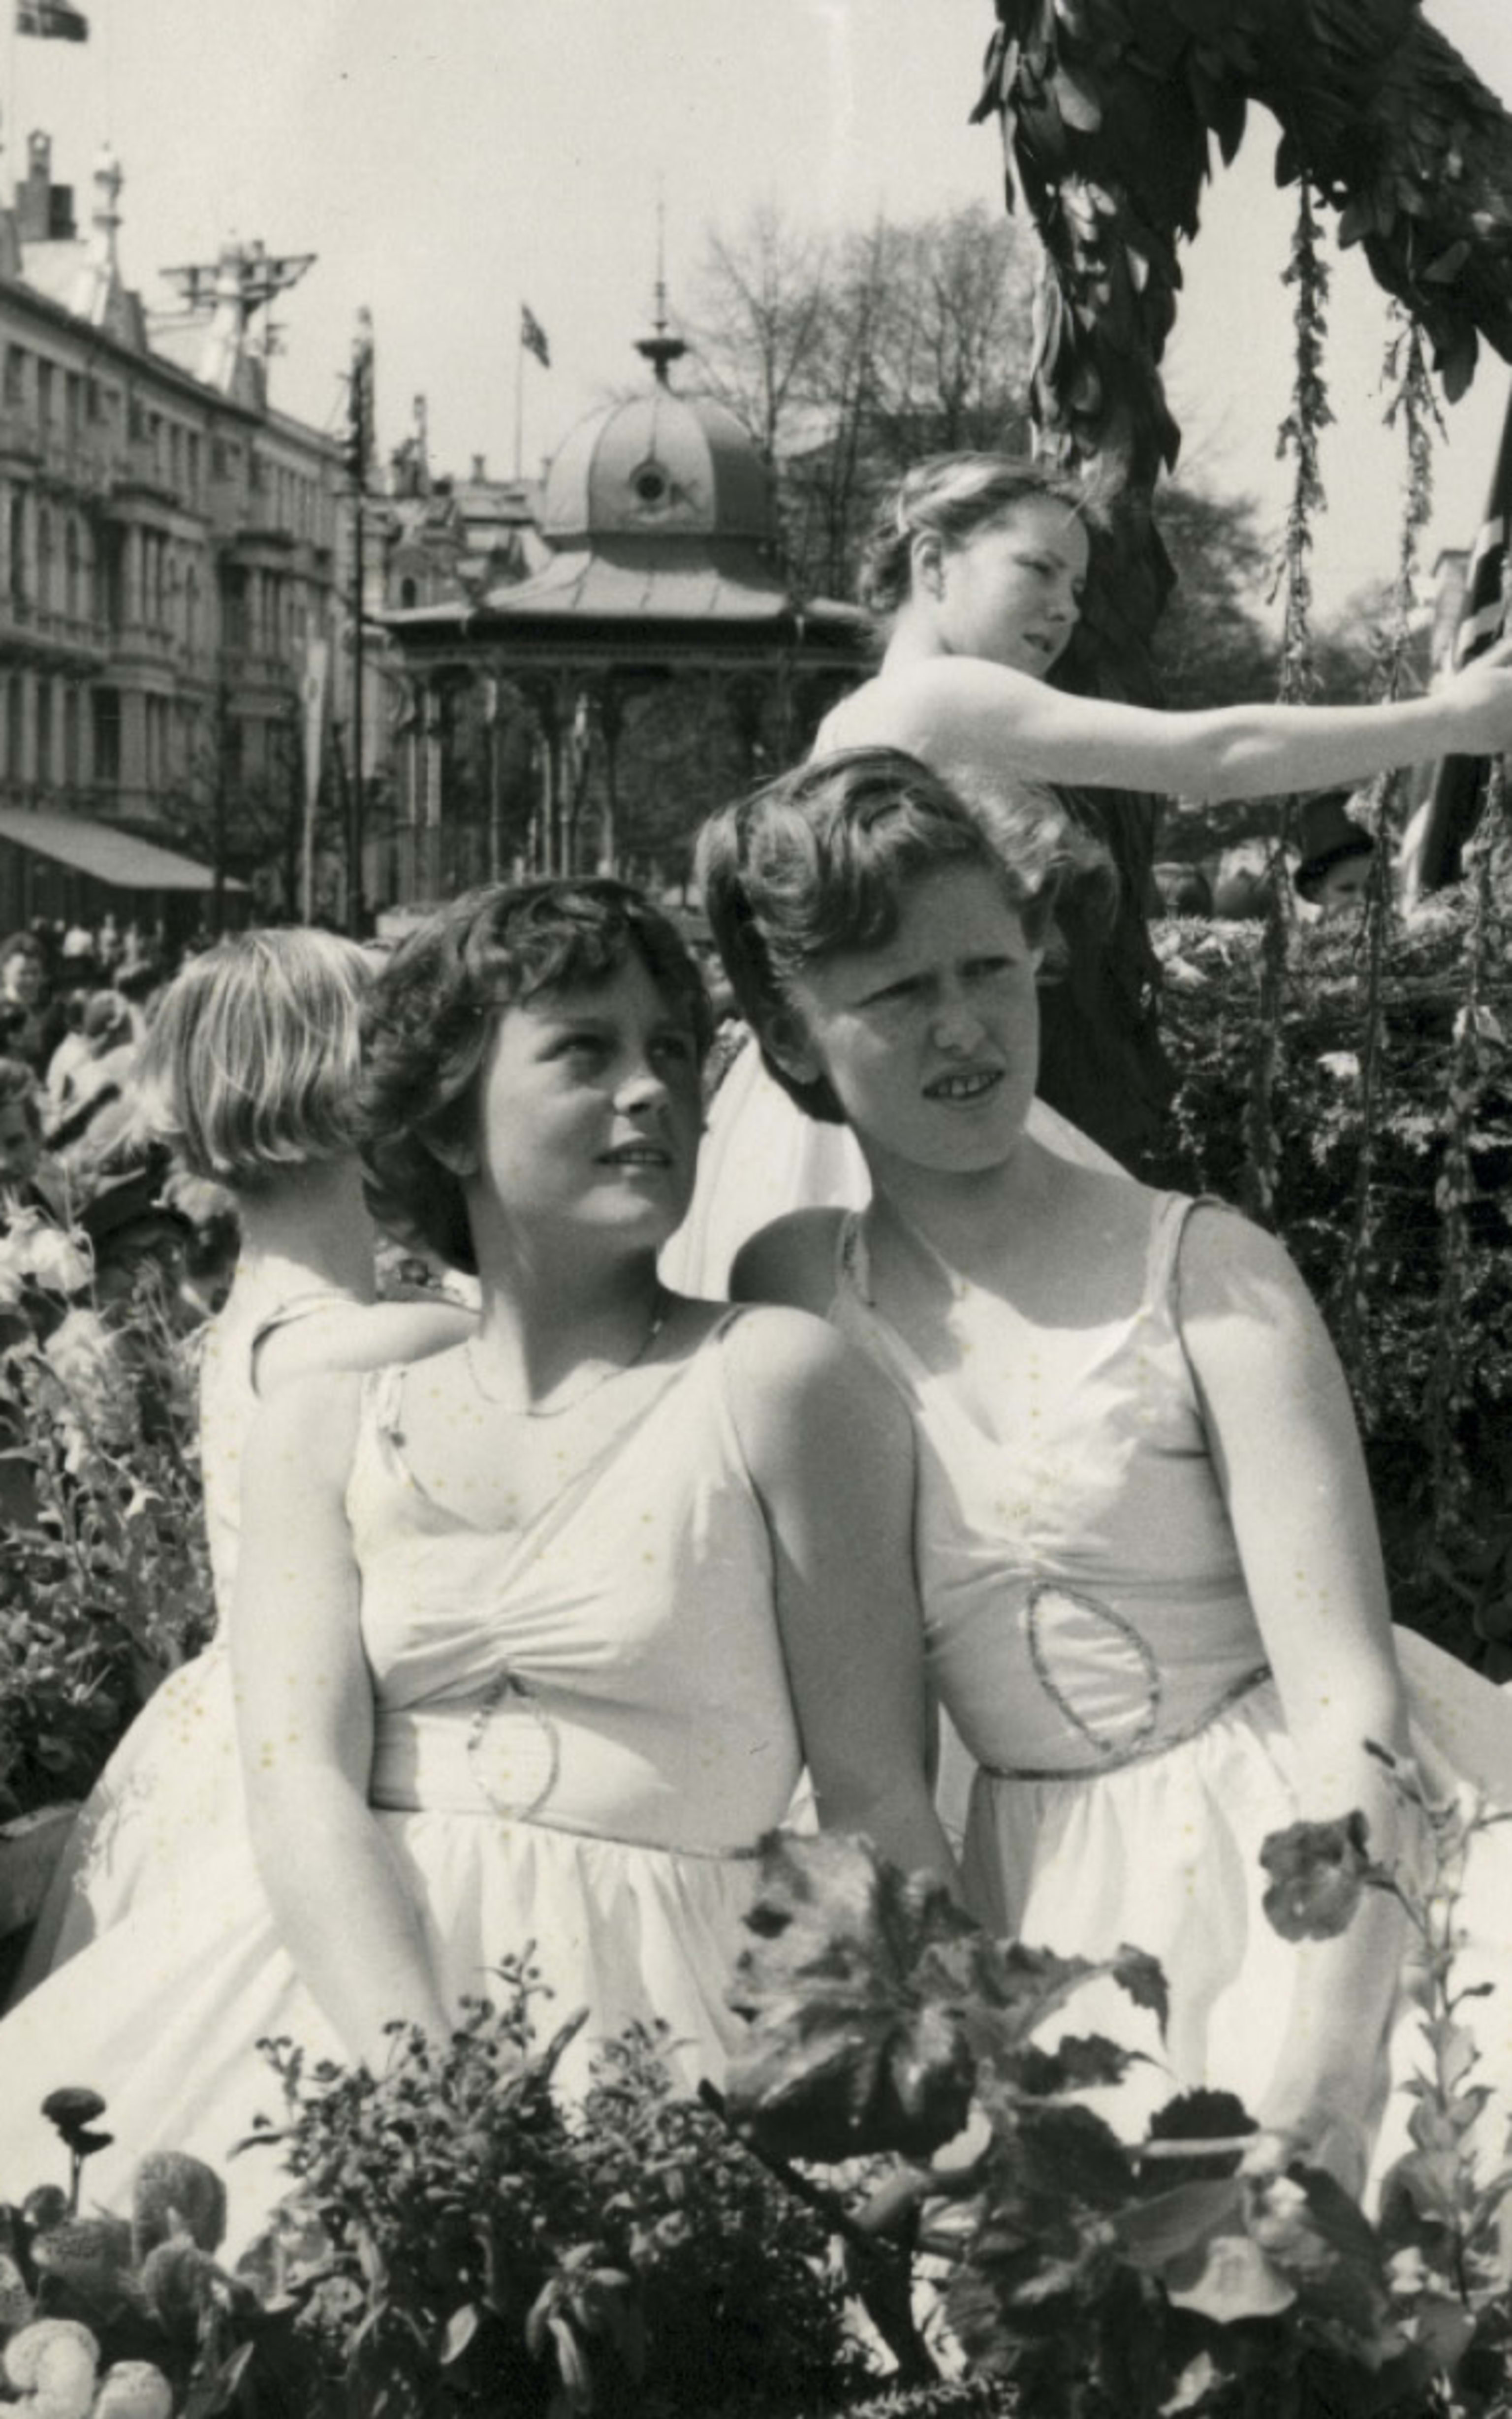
95, 911, 123, 973
45, 988, 95, 1112
0, 933, 67, 1075
1293, 789, 1377, 919
48, 990, 141, 1173
1151, 862, 1215, 918
0, 1057, 70, 1226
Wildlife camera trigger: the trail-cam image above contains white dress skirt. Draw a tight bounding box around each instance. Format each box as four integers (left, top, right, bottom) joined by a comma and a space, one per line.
0, 1323, 802, 2258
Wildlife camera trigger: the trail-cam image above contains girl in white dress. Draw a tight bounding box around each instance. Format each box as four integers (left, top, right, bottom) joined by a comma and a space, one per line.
0, 880, 951, 2254
15, 929, 473, 1991
700, 746, 1512, 2201
666, 450, 1512, 1288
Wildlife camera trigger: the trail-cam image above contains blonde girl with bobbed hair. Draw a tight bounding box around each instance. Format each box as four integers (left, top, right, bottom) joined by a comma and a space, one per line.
14, 928, 472, 1995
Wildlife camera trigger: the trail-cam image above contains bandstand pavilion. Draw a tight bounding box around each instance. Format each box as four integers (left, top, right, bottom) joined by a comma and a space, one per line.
371, 324, 869, 908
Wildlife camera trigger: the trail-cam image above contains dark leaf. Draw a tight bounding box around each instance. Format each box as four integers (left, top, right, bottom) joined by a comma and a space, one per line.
1116, 2175, 1242, 2270
1259, 1811, 1373, 1940
727, 1831, 979, 2161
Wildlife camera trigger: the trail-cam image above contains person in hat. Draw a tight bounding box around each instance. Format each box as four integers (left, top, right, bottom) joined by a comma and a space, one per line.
1293, 789, 1378, 918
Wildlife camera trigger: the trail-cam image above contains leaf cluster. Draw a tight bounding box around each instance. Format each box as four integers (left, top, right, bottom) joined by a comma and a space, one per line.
0, 1201, 214, 1824
1144, 887, 1512, 1670
243, 1958, 867, 2419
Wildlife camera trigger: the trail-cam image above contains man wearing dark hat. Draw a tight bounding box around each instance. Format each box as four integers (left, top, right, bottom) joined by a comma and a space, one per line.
1293, 790, 1377, 918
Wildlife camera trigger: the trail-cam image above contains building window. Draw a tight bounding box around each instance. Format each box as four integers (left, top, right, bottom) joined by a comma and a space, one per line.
400, 575, 418, 609
36, 509, 53, 615
35, 678, 52, 785
8, 495, 26, 608
36, 360, 54, 432
64, 521, 79, 623
5, 676, 22, 781
62, 686, 79, 786
92, 688, 121, 785
3, 346, 23, 408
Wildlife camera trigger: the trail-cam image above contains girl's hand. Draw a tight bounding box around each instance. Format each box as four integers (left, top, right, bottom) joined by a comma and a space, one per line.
1444, 632, 1512, 755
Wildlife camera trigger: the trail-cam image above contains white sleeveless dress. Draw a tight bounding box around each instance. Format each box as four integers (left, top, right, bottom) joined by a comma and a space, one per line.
0, 1320, 801, 2255
830, 1191, 1512, 2182
11, 1276, 359, 1993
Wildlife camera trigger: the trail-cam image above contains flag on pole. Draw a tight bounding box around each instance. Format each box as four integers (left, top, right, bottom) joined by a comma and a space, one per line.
346, 308, 375, 492
1407, 380, 1512, 895
520, 304, 551, 369
16, 1, 89, 35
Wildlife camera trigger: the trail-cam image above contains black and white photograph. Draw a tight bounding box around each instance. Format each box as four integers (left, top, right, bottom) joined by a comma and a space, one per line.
1, 4, 1511, 2412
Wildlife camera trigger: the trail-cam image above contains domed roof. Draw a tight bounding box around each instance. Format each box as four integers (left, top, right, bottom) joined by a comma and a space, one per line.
541, 385, 774, 547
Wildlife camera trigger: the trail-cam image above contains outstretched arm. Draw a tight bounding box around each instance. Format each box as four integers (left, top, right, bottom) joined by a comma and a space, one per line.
230, 1374, 451, 2068
723, 1306, 959, 1895
1178, 1208, 1409, 2180
867, 639, 1512, 805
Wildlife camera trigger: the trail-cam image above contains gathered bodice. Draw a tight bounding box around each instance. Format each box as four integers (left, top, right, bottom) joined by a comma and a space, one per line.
831, 1192, 1269, 1777
346, 1318, 803, 1856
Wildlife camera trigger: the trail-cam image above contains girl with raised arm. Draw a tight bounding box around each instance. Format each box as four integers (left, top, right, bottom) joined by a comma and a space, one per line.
0, 881, 947, 2252
701, 747, 1512, 2197
665, 452, 1512, 1289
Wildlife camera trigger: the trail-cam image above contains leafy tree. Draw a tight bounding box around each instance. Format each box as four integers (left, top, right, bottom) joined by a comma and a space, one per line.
687, 199, 1037, 599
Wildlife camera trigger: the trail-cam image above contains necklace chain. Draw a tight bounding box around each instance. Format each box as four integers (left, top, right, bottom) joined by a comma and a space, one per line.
464, 1290, 669, 1419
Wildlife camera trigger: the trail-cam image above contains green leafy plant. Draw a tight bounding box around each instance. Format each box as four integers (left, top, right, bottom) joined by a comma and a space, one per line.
0, 1209, 213, 1824
245, 1955, 871, 2419
723, 1788, 1512, 2419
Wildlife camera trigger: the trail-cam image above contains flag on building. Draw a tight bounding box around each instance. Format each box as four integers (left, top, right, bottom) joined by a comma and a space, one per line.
520, 304, 551, 369
1407, 379, 1512, 895
346, 308, 375, 491
16, 1, 89, 36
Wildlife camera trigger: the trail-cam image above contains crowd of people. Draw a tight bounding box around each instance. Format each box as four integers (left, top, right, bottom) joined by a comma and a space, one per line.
1, 453, 1512, 2266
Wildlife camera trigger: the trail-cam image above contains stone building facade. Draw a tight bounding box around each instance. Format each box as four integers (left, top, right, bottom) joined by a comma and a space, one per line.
0, 131, 345, 925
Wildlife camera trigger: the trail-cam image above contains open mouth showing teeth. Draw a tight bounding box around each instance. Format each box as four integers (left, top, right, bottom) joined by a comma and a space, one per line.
601, 1147, 671, 1166
924, 1071, 1002, 1104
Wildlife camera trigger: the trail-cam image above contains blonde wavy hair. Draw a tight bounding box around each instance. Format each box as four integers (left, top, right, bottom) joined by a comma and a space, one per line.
135, 927, 371, 1192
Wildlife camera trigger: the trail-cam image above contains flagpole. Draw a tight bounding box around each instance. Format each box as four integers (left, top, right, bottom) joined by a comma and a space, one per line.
514, 317, 524, 481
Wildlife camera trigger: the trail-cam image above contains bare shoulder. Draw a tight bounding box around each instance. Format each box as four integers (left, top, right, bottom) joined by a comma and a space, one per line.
1174, 1200, 1339, 1394
730, 1207, 847, 1315
256, 1296, 474, 1393
1177, 1198, 1308, 1316
721, 1301, 907, 1435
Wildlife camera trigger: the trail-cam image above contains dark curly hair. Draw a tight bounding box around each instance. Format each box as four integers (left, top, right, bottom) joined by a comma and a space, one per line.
357, 879, 714, 1274
695, 747, 1113, 1124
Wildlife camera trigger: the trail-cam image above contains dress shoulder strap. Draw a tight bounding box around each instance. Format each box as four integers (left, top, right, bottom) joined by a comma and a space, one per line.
1143, 1189, 1242, 1336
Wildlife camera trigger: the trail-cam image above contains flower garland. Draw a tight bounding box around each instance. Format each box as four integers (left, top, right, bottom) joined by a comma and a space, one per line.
1242, 185, 1330, 1224
1329, 312, 1440, 1415
1424, 758, 1509, 1535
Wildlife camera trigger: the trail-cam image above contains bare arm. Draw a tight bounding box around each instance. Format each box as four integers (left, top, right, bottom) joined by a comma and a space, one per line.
254, 1297, 474, 1394
866, 641, 1512, 805
722, 1307, 959, 1895
230, 1375, 451, 2067
1178, 1208, 1409, 2170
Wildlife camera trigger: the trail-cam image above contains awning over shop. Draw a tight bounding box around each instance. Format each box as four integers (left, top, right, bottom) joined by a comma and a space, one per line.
0, 808, 244, 893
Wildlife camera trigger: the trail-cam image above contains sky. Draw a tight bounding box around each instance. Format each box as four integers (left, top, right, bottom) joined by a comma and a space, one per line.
4, 0, 1512, 622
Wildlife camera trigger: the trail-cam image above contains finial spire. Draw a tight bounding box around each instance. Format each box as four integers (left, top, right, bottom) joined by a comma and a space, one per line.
634, 176, 686, 388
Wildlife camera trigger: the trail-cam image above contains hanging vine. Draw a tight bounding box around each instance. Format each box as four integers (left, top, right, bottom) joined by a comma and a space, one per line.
1424, 763, 1510, 1538
1242, 185, 1331, 1226
1329, 312, 1441, 1411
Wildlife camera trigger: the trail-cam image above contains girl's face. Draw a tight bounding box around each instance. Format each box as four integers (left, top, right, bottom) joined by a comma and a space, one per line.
0, 1100, 41, 1187
921, 497, 1088, 679
464, 954, 703, 1251
773, 864, 1042, 1181
2, 952, 42, 1007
